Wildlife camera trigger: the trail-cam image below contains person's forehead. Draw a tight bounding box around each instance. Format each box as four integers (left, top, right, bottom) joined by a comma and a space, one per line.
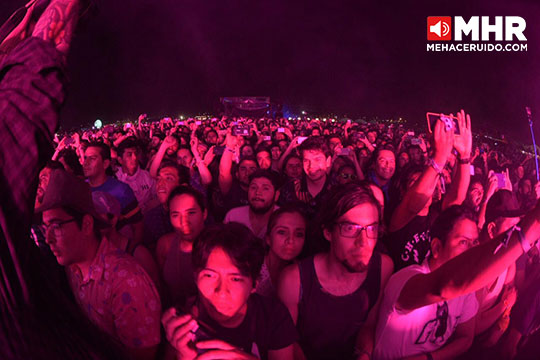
338, 202, 379, 223
177, 148, 191, 155
123, 147, 138, 154
449, 218, 478, 239
171, 193, 197, 207
378, 150, 395, 159
240, 160, 257, 168
205, 247, 242, 273
250, 177, 273, 187
303, 149, 325, 158
159, 167, 179, 177
85, 146, 101, 156
42, 207, 71, 222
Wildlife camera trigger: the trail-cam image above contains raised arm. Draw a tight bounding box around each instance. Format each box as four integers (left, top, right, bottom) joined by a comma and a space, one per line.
190, 135, 212, 186
390, 120, 454, 232
218, 132, 238, 196
442, 110, 472, 210
149, 134, 177, 177
397, 202, 540, 312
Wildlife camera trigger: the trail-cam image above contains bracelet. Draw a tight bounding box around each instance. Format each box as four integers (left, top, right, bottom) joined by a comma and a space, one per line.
458, 157, 471, 164
427, 158, 444, 175
426, 352, 434, 360
225, 147, 235, 154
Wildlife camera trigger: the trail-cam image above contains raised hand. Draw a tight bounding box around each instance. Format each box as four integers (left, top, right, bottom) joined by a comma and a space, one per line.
195, 339, 258, 360
432, 116, 455, 168
453, 109, 473, 159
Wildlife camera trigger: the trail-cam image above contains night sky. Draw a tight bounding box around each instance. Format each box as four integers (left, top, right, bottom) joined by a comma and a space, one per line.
1, 0, 539, 141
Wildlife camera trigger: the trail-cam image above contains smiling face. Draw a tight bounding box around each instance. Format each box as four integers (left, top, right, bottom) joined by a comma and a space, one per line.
197, 247, 253, 323
325, 202, 379, 273
302, 149, 329, 182
374, 150, 396, 181
267, 212, 305, 261
176, 148, 193, 167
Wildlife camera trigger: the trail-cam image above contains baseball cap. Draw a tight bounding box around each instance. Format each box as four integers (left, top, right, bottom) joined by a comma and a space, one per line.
485, 189, 526, 224
35, 169, 108, 228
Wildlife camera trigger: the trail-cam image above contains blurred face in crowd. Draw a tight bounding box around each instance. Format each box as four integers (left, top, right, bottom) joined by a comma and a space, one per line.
36, 167, 52, 206
325, 202, 379, 273
270, 146, 281, 161
302, 149, 330, 182
267, 212, 306, 262
151, 136, 161, 148
156, 166, 180, 205
237, 159, 258, 186
197, 247, 253, 324
177, 148, 193, 168
169, 193, 207, 242
433, 218, 479, 264
256, 150, 272, 170
519, 179, 532, 196
516, 166, 525, 179
206, 131, 218, 145
329, 137, 342, 152
312, 128, 321, 137
83, 146, 108, 179
166, 137, 179, 156
408, 147, 423, 164
285, 157, 302, 180
278, 140, 288, 152
487, 216, 520, 242
337, 166, 357, 186
248, 177, 278, 214
120, 147, 140, 176
43, 208, 90, 266
241, 145, 254, 158
367, 131, 377, 143
466, 182, 484, 209
398, 152, 409, 169
374, 150, 396, 181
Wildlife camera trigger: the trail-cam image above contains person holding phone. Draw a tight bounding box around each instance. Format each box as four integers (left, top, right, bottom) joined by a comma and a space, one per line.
162, 223, 297, 360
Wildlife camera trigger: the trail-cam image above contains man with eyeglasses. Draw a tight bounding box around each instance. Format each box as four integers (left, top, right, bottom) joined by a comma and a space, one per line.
278, 183, 394, 360
37, 169, 162, 360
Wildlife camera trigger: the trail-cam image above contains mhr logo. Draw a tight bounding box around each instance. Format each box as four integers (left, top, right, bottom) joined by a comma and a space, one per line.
427, 16, 527, 41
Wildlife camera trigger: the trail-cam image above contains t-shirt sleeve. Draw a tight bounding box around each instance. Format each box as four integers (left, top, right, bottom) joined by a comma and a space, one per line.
264, 298, 298, 350
457, 292, 479, 324
383, 265, 425, 314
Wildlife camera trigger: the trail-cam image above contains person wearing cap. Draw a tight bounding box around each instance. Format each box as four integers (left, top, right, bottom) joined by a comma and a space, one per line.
463, 189, 520, 356
38, 169, 162, 360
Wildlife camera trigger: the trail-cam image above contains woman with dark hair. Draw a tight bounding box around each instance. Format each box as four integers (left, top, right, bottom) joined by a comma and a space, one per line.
58, 148, 84, 177
162, 223, 297, 360
155, 186, 208, 307
256, 205, 307, 297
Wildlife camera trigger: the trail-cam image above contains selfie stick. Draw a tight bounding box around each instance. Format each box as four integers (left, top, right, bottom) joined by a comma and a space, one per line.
526, 106, 539, 182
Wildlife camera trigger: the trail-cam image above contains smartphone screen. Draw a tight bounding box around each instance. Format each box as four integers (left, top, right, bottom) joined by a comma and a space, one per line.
426, 112, 460, 135
494, 173, 506, 188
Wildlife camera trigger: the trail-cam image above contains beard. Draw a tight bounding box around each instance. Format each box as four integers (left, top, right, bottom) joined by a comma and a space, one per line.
249, 200, 274, 215
340, 257, 369, 273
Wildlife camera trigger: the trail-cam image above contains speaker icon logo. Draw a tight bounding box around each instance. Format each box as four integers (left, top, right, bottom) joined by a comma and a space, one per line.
427, 17, 452, 41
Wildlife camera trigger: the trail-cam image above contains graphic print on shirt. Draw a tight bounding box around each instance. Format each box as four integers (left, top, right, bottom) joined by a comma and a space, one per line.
415, 301, 451, 345
401, 230, 430, 263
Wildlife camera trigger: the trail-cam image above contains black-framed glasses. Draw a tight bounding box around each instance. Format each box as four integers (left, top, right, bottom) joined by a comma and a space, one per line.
337, 222, 378, 239
43, 218, 77, 237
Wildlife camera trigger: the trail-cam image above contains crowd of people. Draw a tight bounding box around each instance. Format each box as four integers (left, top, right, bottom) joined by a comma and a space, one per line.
1, 0, 540, 359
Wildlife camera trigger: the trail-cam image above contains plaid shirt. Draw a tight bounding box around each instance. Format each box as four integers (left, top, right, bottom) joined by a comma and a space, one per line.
0, 37, 72, 357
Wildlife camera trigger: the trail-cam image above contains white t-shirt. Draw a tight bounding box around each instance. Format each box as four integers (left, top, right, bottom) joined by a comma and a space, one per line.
373, 261, 478, 360
223, 205, 279, 239
115, 167, 156, 214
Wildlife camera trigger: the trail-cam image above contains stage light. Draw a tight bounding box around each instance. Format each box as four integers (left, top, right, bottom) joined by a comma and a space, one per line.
288, 117, 293, 120
302, 111, 306, 115
297, 117, 301, 120
94, 119, 103, 129
180, 115, 185, 120
323, 118, 327, 122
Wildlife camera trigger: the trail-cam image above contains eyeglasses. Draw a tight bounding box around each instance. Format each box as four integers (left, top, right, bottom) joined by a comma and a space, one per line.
43, 218, 77, 238
339, 173, 357, 180
337, 222, 378, 239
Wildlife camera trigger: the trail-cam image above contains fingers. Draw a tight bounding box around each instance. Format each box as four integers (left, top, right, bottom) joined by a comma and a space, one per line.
196, 339, 236, 351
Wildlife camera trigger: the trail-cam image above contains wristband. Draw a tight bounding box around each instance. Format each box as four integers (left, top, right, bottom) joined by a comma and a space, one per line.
225, 147, 235, 154
458, 157, 471, 164
427, 158, 444, 175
